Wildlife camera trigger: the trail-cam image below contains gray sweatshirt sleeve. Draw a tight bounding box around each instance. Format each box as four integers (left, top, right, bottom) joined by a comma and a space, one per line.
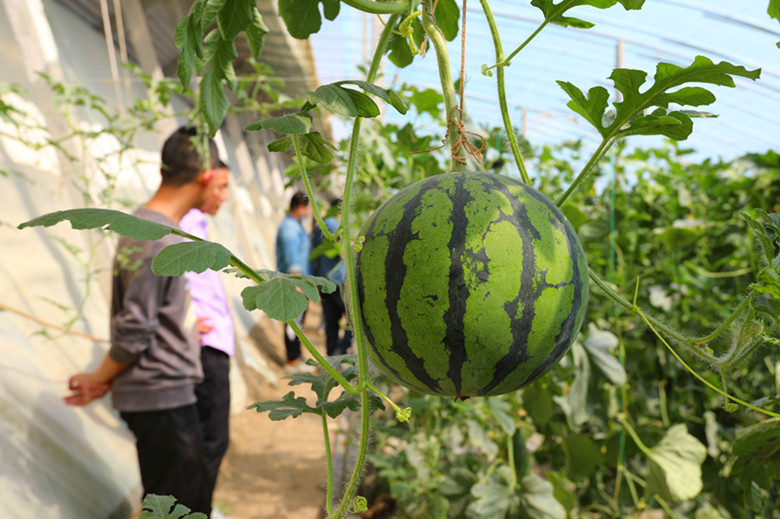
109, 239, 174, 364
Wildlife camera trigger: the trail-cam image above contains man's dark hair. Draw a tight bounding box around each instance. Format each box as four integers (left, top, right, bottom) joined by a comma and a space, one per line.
290, 190, 310, 211
160, 126, 220, 186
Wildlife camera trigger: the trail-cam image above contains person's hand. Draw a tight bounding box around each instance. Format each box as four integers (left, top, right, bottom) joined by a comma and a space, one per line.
196, 316, 214, 336
64, 373, 111, 406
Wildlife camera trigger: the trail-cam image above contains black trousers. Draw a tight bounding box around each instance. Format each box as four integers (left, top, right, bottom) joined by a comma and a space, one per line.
284, 310, 306, 361
321, 287, 353, 356
195, 346, 231, 508
120, 404, 210, 516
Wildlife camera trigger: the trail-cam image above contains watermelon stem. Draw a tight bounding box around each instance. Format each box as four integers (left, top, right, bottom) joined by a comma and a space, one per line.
421, 1, 467, 170
479, 0, 532, 184
291, 134, 337, 243
288, 319, 360, 394
368, 381, 412, 422
634, 302, 780, 419
328, 13, 402, 519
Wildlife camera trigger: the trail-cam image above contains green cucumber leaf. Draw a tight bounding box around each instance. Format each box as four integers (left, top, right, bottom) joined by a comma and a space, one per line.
644, 424, 707, 503
140, 494, 207, 519
559, 56, 760, 140
245, 112, 313, 134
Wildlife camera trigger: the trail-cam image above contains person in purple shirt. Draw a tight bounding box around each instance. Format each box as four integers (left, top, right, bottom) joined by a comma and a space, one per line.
179, 159, 233, 512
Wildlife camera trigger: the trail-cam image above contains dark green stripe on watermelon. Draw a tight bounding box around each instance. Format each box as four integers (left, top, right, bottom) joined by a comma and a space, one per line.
356, 171, 588, 397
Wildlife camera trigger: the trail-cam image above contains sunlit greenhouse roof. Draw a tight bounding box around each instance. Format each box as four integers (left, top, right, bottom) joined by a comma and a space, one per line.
310, 0, 780, 162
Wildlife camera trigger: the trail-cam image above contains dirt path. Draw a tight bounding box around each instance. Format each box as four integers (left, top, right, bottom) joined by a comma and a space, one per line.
212, 306, 329, 519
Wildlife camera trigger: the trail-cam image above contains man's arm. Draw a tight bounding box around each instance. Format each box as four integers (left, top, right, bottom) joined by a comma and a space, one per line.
63, 354, 128, 406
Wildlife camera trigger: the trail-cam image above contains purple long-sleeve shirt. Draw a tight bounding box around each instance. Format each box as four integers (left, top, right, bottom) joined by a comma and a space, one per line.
179, 209, 235, 357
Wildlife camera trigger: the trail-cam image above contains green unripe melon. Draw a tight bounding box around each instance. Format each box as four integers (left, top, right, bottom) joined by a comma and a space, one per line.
355, 171, 589, 397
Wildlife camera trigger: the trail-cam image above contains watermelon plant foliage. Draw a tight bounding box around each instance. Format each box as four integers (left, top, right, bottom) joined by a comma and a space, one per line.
15, 0, 780, 517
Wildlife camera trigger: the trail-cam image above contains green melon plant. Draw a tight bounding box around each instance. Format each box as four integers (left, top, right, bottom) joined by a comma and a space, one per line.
16, 1, 780, 517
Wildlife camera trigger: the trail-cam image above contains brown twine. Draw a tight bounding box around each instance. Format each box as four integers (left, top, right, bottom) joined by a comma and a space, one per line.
411, 0, 486, 166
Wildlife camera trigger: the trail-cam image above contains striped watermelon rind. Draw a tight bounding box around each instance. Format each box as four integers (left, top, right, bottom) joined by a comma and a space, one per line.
355, 171, 589, 397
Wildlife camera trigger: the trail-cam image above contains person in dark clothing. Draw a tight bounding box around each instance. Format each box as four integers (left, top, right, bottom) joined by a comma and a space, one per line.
179, 159, 233, 512
311, 198, 353, 356
63, 126, 222, 516
275, 190, 313, 369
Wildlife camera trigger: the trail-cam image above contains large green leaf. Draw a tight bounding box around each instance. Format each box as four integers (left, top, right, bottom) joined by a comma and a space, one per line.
336, 80, 409, 114
307, 84, 360, 117
240, 271, 335, 321
215, 0, 254, 41
299, 132, 335, 164
563, 434, 605, 482
434, 0, 460, 41
531, 0, 644, 29
245, 7, 268, 56
729, 418, 780, 489
173, 1, 205, 89
151, 241, 233, 276
139, 494, 206, 519
581, 323, 626, 386
467, 466, 566, 519
245, 112, 313, 135
644, 424, 707, 503
554, 340, 590, 428
558, 56, 760, 140
278, 0, 340, 39
19, 208, 174, 240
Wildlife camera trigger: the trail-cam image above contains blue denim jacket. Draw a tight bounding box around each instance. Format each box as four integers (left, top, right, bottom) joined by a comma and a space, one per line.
276, 214, 311, 275
312, 216, 345, 285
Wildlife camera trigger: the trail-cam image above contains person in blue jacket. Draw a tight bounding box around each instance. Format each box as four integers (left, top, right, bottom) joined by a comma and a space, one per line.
275, 190, 312, 369
312, 197, 353, 356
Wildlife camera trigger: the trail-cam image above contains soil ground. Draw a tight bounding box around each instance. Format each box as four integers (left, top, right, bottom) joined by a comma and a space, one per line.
211, 305, 330, 519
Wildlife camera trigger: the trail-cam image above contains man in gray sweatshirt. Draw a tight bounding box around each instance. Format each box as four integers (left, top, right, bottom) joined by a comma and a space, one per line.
63, 126, 222, 516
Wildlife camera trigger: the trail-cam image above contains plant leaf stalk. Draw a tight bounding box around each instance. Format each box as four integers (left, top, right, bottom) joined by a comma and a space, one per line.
292, 133, 336, 241
635, 303, 780, 418
589, 267, 758, 364
479, 0, 530, 184
420, 0, 465, 169
555, 137, 614, 207
322, 410, 335, 518
329, 13, 403, 519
